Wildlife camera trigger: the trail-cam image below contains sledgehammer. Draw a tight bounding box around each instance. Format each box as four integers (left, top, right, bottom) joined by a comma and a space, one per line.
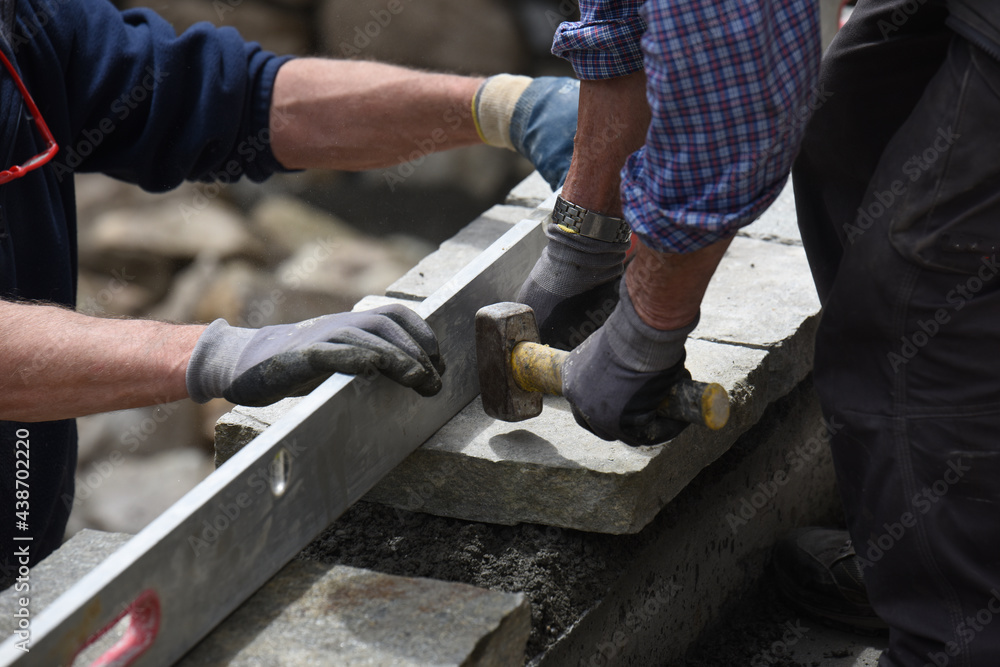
475, 302, 730, 429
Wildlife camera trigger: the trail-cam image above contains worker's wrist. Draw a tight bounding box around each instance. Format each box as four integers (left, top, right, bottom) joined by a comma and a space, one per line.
623, 237, 731, 331
606, 279, 696, 373
559, 72, 650, 218
185, 319, 252, 404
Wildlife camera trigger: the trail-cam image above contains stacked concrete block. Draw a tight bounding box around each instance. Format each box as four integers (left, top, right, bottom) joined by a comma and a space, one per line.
0, 530, 530, 666
216, 180, 821, 536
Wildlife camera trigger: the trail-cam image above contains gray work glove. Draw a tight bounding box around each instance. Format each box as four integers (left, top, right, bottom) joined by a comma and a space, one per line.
517, 222, 628, 350
186, 305, 445, 407
563, 280, 696, 447
473, 75, 579, 190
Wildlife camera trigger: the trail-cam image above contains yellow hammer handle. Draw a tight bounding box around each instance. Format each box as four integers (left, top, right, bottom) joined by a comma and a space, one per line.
509, 341, 729, 430
511, 341, 566, 396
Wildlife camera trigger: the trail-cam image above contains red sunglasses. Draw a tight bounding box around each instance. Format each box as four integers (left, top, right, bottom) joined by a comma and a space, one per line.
0, 48, 58, 185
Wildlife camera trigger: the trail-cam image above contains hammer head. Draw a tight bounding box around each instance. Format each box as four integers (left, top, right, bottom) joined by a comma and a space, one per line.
475, 302, 542, 422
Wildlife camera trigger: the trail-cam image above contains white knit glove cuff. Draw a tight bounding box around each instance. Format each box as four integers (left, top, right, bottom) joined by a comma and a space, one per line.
472, 74, 532, 150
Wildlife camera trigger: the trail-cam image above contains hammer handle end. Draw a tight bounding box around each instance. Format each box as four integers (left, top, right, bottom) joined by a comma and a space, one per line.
659, 380, 730, 430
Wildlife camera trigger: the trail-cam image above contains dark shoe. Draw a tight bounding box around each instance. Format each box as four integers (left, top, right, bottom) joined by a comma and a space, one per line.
773, 527, 888, 634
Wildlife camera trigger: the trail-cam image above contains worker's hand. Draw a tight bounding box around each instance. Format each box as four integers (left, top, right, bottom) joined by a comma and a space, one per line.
562, 281, 696, 447
517, 222, 628, 350
186, 305, 445, 407
473, 75, 579, 189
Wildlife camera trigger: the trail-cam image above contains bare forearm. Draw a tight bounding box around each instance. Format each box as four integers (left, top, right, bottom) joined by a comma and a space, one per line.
560, 71, 650, 217
625, 236, 734, 330
563, 72, 729, 329
270, 59, 484, 171
0, 301, 204, 422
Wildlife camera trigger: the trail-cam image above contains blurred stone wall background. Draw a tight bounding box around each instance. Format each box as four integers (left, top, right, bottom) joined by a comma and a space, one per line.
68, 0, 577, 538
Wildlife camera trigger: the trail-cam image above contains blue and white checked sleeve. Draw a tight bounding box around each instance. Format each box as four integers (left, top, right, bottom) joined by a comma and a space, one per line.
554, 0, 822, 253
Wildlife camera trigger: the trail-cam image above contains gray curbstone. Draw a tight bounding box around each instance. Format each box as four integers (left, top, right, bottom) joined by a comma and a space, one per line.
385, 204, 542, 301
0, 530, 530, 667
738, 179, 802, 246
180, 562, 530, 667
692, 232, 819, 349
503, 171, 553, 208
214, 187, 821, 533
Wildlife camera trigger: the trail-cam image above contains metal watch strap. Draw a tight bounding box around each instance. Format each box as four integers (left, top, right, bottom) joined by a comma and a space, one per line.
551, 196, 632, 244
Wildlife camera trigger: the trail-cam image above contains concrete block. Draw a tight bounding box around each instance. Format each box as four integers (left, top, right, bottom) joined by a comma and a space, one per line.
738, 179, 802, 246
692, 233, 819, 351
181, 562, 530, 667
504, 171, 553, 208
217, 330, 815, 534
0, 530, 134, 663
385, 204, 539, 300
0, 530, 530, 667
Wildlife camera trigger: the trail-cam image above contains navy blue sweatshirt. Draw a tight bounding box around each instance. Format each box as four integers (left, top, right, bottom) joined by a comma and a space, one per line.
0, 0, 291, 575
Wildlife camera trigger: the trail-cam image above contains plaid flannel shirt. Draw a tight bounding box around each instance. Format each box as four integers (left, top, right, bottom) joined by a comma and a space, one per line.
554, 0, 822, 253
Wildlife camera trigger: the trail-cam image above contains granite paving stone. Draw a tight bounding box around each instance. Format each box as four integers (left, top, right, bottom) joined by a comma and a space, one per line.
385, 204, 542, 300
503, 171, 553, 208
180, 562, 530, 667
691, 232, 820, 350
217, 201, 821, 532
0, 530, 530, 667
737, 179, 802, 246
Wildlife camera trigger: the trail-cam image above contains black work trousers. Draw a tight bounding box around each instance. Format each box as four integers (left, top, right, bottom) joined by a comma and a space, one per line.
793, 1, 1000, 665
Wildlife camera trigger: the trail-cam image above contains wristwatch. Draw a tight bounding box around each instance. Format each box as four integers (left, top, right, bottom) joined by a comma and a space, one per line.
551, 196, 632, 244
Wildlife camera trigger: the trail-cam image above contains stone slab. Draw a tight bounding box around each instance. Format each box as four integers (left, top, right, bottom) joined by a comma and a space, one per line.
0, 530, 529, 667
504, 171, 553, 208
0, 530, 130, 631
360, 330, 815, 534
738, 179, 802, 246
181, 562, 530, 667
385, 204, 542, 300
218, 322, 816, 534
691, 232, 819, 350
0, 530, 134, 664
217, 221, 819, 534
